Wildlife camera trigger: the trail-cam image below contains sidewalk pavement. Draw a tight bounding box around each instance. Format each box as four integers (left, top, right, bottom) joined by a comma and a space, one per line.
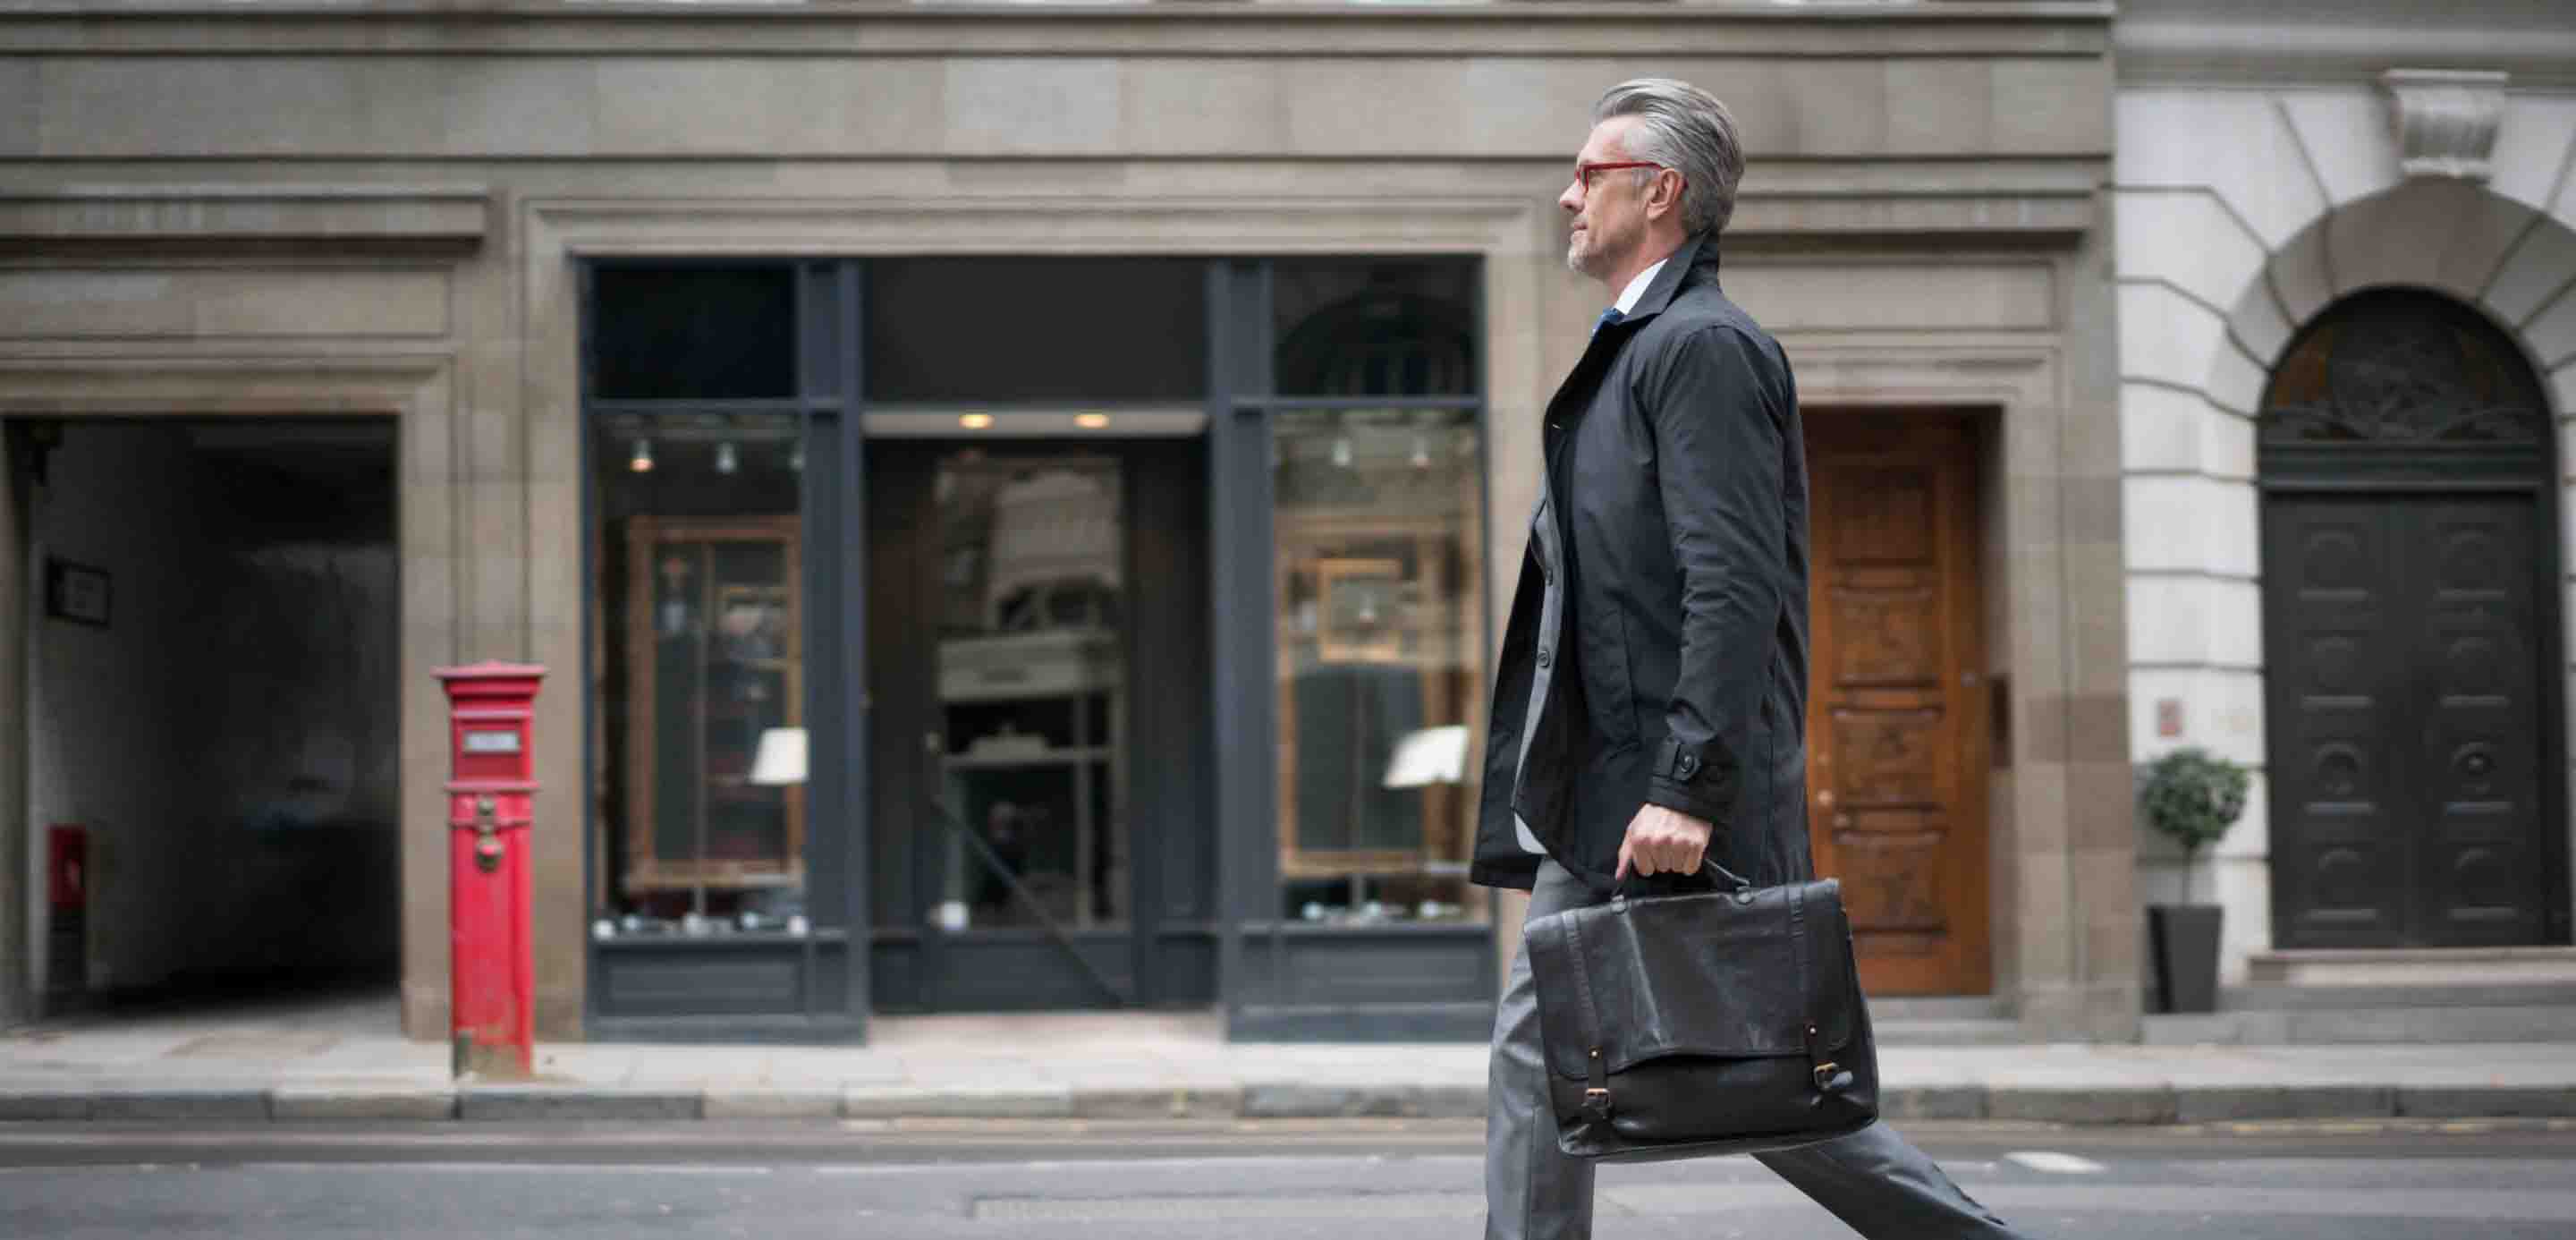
4, 994, 2572, 1125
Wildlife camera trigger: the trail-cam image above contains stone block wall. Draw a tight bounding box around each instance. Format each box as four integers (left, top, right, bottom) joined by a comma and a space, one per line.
2115, 71, 2576, 981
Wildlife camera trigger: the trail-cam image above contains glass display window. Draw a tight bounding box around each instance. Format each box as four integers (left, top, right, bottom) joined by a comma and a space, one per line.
590, 266, 796, 401
929, 449, 1130, 932
1272, 406, 1487, 926
588, 411, 809, 937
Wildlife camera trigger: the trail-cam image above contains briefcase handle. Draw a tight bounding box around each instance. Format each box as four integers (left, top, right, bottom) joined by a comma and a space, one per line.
1609, 859, 1755, 907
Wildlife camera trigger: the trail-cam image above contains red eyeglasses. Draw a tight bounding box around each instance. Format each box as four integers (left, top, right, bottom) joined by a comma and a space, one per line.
1573, 161, 1671, 192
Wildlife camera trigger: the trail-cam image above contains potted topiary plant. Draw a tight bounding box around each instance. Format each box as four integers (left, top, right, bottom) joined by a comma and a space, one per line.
2138, 747, 2250, 1014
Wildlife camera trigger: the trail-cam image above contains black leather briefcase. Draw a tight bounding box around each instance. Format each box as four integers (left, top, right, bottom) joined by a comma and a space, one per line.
1522, 867, 1878, 1162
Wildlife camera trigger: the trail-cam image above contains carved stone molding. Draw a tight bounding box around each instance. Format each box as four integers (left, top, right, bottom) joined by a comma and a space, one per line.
2380, 69, 2510, 182
0, 184, 489, 252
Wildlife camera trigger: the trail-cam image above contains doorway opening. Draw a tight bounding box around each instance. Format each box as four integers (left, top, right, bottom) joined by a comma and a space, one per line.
19, 418, 400, 1028
867, 434, 1213, 1012
2258, 289, 2568, 948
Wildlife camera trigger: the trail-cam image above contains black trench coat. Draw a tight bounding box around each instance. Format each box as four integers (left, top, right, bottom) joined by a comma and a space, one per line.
1470, 232, 1814, 896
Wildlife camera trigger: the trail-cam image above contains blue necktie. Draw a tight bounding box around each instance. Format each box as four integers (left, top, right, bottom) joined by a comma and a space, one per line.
1593, 307, 1625, 337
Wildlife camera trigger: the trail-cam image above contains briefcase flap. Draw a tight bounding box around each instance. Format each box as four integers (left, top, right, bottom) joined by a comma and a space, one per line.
1525, 878, 1855, 1083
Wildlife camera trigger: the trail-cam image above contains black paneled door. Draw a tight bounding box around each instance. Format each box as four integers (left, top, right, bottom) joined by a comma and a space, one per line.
2264, 494, 2551, 948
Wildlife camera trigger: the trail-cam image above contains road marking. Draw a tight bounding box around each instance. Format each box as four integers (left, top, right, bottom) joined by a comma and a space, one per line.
812, 1153, 1481, 1176
258, 1162, 775, 1176
0, 1163, 195, 1175
2004, 1151, 2106, 1175
974, 1192, 1481, 1220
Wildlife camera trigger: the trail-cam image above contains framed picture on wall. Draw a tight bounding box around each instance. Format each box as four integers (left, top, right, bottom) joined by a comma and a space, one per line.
1315, 557, 1405, 663
44, 558, 111, 629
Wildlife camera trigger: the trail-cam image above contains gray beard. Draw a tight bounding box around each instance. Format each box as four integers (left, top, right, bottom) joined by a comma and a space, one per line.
1565, 236, 1603, 279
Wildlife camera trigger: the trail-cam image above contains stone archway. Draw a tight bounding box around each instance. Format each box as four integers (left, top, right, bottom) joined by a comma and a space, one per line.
2199, 178, 2576, 422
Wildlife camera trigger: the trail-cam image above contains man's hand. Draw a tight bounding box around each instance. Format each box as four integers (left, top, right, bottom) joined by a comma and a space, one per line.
1615, 803, 1714, 880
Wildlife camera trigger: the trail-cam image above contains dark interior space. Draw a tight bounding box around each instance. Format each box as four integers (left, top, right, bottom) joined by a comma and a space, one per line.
23, 418, 400, 1022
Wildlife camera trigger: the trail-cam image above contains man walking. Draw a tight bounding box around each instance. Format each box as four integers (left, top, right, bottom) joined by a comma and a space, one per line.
1472, 78, 2038, 1240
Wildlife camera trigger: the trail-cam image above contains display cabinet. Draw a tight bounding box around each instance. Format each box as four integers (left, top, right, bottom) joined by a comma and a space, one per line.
1273, 510, 1479, 888
620, 514, 805, 904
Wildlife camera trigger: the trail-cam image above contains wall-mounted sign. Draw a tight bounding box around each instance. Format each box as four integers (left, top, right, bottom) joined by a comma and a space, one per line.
462, 729, 523, 755
44, 558, 110, 628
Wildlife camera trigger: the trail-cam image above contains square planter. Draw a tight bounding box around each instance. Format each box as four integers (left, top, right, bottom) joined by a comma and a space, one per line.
2147, 903, 2222, 1014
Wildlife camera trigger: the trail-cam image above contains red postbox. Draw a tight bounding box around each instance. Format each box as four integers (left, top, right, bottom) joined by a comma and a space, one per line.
435, 661, 545, 1079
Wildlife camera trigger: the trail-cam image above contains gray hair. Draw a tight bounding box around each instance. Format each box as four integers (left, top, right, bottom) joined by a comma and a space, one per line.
1592, 78, 1745, 237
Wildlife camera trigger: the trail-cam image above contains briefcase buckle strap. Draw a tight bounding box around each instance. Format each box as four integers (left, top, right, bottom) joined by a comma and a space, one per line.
1583, 1049, 1613, 1120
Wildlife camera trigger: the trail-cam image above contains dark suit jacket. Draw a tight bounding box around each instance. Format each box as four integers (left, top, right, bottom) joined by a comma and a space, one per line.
1470, 232, 1814, 896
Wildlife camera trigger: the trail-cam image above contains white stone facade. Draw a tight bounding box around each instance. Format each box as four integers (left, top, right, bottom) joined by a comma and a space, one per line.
2116, 3, 2576, 982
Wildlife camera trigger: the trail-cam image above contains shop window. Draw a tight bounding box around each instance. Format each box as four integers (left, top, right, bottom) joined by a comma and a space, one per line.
589, 412, 808, 936
590, 267, 796, 401
1273, 259, 1477, 397
1273, 408, 1487, 925
863, 258, 1205, 403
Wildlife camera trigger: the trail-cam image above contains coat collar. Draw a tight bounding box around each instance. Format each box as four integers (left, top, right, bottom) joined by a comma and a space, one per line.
1543, 231, 1724, 433
1616, 230, 1721, 327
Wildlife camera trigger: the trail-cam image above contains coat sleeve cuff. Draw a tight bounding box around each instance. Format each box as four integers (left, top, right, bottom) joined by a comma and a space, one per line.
1643, 777, 1730, 825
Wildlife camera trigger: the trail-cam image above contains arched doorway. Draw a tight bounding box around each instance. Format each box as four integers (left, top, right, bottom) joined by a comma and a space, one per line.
2259, 288, 2568, 949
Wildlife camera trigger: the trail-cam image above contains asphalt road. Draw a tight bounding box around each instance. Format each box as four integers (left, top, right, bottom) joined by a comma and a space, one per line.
4, 1117, 2572, 1239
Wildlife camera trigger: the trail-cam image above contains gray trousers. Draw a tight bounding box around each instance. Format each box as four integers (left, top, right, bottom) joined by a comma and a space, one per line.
1487, 861, 2036, 1240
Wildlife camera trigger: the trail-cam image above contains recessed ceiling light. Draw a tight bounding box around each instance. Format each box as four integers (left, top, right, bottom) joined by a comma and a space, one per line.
1075, 413, 1111, 430
960, 413, 995, 430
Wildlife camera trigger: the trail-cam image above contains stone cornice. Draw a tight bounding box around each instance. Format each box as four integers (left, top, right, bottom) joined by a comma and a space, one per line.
2117, 0, 2576, 88
0, 184, 490, 251
0, 2, 2114, 57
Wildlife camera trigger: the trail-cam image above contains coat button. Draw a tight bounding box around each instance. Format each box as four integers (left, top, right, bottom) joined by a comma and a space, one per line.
1543, 567, 1555, 585
1677, 753, 1699, 777
1537, 649, 1554, 668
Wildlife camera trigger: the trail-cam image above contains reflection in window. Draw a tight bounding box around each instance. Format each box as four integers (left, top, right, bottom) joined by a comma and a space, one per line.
1273, 259, 1477, 397
590, 267, 795, 401
589, 412, 807, 938
1274, 409, 1487, 925
932, 451, 1128, 931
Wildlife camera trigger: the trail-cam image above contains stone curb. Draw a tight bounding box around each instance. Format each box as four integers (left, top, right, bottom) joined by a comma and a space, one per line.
2171, 1085, 2396, 1124
704, 1087, 841, 1121
89, 1087, 270, 1122
0, 1089, 93, 1120
1985, 1083, 2180, 1126
843, 1083, 1072, 1119
1239, 1080, 1484, 1119
2396, 1084, 2576, 1117
2, 1081, 2572, 1125
270, 1084, 459, 1122
1068, 1083, 1246, 1120
459, 1084, 700, 1121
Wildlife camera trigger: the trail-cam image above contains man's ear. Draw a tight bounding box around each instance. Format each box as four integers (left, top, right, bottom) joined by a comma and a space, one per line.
1648, 169, 1684, 222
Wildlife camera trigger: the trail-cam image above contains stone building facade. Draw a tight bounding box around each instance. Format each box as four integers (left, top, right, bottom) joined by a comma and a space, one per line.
2115, 0, 2576, 990
0, 2, 2136, 1043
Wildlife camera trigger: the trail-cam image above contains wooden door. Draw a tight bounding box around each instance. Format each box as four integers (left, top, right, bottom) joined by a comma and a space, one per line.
1802, 416, 1991, 996
2263, 493, 2552, 948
